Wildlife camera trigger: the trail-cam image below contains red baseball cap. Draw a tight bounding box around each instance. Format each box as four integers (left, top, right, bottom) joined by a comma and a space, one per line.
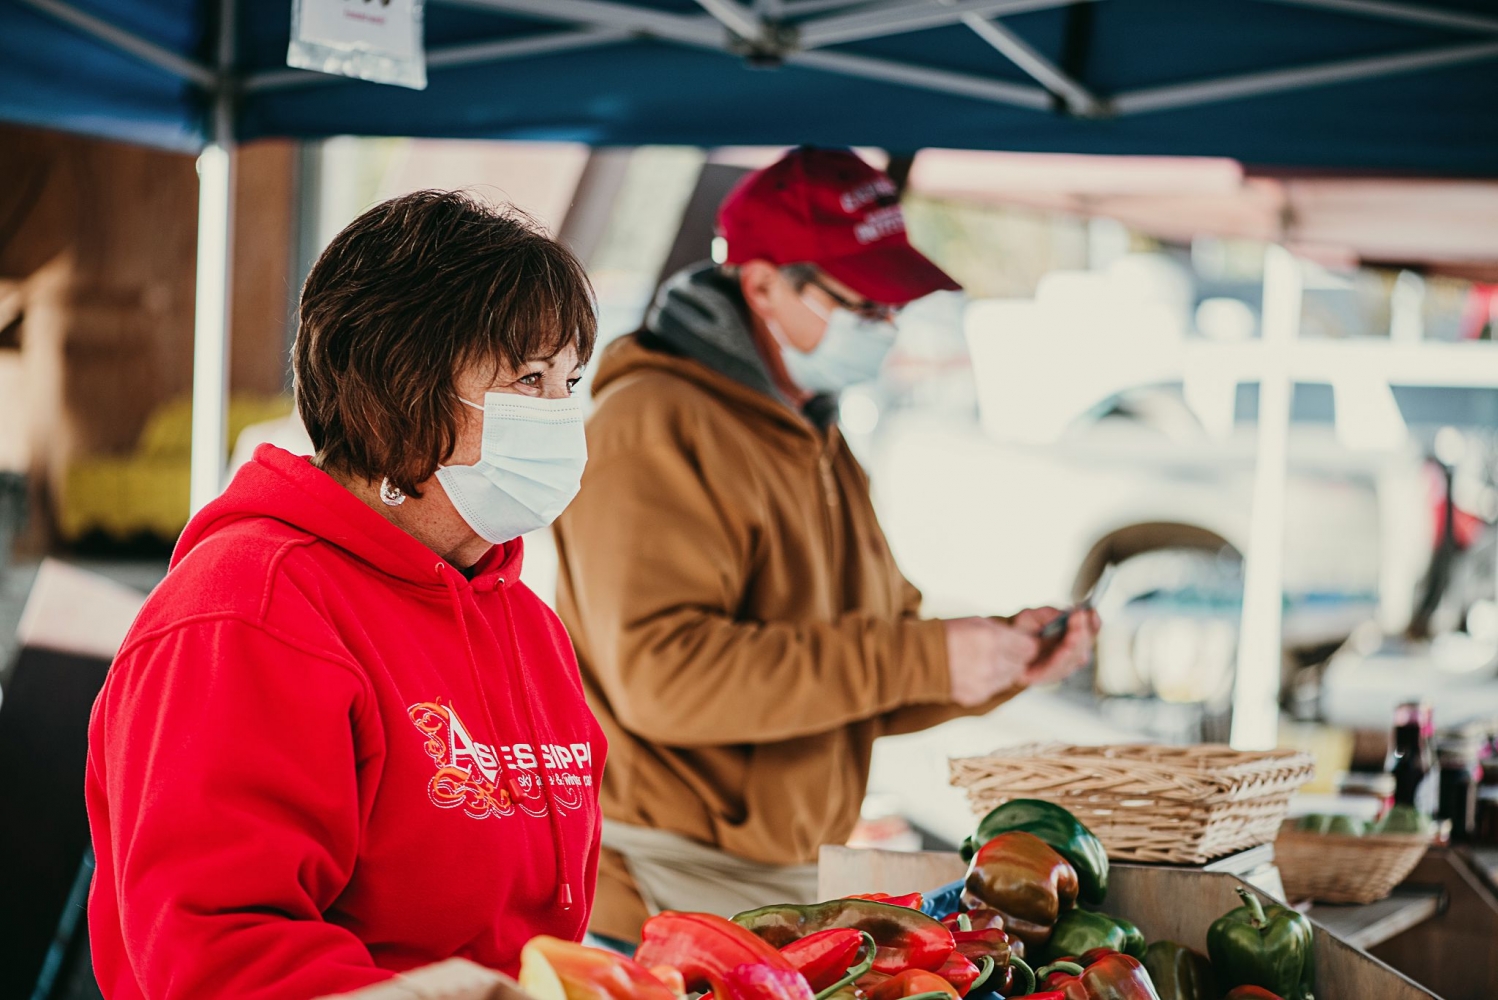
716, 146, 961, 306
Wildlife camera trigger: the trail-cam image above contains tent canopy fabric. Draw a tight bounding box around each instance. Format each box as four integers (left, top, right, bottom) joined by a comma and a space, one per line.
2, 0, 1497, 175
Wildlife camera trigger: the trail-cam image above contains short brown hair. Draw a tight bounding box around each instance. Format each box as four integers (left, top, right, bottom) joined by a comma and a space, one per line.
294, 190, 596, 496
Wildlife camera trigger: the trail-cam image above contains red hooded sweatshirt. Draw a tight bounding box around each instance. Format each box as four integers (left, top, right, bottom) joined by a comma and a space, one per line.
85, 444, 605, 1000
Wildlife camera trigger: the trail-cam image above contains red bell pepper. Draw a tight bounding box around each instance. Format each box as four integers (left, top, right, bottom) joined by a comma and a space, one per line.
649, 967, 687, 998
951, 928, 1010, 964
935, 952, 980, 995
1037, 951, 1162, 1000
780, 929, 868, 992
846, 892, 926, 910
947, 926, 1012, 994
735, 899, 955, 976
636, 912, 816, 1000
1223, 989, 1284, 1000
519, 936, 680, 1000
866, 969, 961, 1000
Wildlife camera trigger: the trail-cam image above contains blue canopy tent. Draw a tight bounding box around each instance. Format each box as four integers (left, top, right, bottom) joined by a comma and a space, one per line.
2, 0, 1498, 751
4, 0, 1498, 167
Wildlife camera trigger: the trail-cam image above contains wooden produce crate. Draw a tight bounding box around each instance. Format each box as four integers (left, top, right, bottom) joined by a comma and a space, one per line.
819, 846, 1442, 1000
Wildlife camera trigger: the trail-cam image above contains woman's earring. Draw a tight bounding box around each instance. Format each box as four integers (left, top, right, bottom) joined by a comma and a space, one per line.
379, 477, 406, 507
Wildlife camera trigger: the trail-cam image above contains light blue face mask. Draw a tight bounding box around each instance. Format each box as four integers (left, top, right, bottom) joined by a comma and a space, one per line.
435, 393, 587, 544
778, 302, 898, 395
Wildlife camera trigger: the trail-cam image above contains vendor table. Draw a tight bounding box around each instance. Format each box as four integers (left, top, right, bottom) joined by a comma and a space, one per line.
1369, 848, 1498, 1000
1307, 888, 1444, 951
1462, 845, 1498, 888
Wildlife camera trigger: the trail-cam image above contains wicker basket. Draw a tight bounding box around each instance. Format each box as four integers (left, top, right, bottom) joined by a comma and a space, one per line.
1275, 822, 1431, 904
949, 743, 1315, 864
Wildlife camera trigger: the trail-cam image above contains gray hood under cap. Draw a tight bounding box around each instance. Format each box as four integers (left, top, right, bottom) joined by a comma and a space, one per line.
641, 263, 838, 426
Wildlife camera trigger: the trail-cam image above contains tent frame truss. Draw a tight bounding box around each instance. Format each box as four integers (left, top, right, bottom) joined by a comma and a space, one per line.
17, 0, 1498, 119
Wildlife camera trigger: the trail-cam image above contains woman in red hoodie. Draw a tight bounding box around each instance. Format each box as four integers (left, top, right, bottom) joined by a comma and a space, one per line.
85, 191, 606, 999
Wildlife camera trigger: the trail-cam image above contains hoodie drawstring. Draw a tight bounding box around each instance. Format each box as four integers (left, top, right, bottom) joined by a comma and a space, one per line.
435, 564, 522, 807
437, 562, 575, 911
495, 588, 575, 911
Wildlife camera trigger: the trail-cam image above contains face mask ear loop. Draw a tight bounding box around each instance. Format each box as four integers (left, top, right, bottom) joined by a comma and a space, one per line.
799, 292, 834, 325
437, 396, 488, 475
765, 317, 791, 351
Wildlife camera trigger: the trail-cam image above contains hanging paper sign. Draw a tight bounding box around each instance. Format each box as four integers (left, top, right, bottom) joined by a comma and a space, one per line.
288, 0, 427, 90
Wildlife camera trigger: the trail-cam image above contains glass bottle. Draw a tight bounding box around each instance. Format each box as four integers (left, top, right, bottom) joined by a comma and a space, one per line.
1436, 733, 1483, 842
1387, 701, 1438, 817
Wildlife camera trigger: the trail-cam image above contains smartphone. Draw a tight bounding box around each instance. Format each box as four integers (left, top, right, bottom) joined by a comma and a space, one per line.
1039, 563, 1115, 639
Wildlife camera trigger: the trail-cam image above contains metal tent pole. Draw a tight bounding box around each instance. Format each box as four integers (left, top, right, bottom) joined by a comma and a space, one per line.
1230, 244, 1302, 750
189, 0, 236, 515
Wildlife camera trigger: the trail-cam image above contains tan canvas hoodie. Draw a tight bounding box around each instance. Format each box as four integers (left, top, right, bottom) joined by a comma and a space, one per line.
553, 266, 1018, 941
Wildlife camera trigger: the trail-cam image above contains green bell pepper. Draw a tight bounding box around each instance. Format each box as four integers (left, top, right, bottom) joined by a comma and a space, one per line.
1293, 814, 1332, 834
1206, 888, 1315, 1000
1326, 816, 1365, 836
1295, 813, 1364, 836
1042, 910, 1146, 963
959, 799, 1109, 905
1373, 804, 1434, 835
1141, 941, 1215, 1000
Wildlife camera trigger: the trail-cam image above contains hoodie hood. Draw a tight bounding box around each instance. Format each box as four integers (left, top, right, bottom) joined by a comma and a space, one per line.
609, 263, 839, 430
642, 263, 784, 401
174, 444, 523, 589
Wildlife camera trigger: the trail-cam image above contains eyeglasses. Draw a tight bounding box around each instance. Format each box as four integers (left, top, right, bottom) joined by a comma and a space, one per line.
784, 267, 899, 324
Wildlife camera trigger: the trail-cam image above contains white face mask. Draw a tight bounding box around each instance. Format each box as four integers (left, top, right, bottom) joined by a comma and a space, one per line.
435, 393, 587, 544
778, 299, 897, 395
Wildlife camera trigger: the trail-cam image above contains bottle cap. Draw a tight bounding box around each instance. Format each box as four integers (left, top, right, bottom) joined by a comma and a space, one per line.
1394, 701, 1434, 734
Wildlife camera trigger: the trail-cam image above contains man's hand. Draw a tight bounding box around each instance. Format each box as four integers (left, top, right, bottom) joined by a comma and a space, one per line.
943, 617, 1041, 707
1010, 605, 1100, 686
944, 607, 1101, 707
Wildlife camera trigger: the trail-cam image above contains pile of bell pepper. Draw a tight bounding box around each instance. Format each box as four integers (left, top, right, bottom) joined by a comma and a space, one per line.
958, 800, 1142, 965
947, 800, 1155, 1000
520, 896, 1003, 1000
733, 892, 1009, 1000
517, 802, 1316, 1000
521, 913, 822, 1000
952, 800, 1313, 1000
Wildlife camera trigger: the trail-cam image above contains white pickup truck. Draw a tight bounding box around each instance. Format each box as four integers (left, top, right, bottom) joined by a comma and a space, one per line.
867, 256, 1498, 719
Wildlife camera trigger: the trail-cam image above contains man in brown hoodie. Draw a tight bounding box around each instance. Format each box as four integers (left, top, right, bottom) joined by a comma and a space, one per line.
553, 147, 1098, 946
